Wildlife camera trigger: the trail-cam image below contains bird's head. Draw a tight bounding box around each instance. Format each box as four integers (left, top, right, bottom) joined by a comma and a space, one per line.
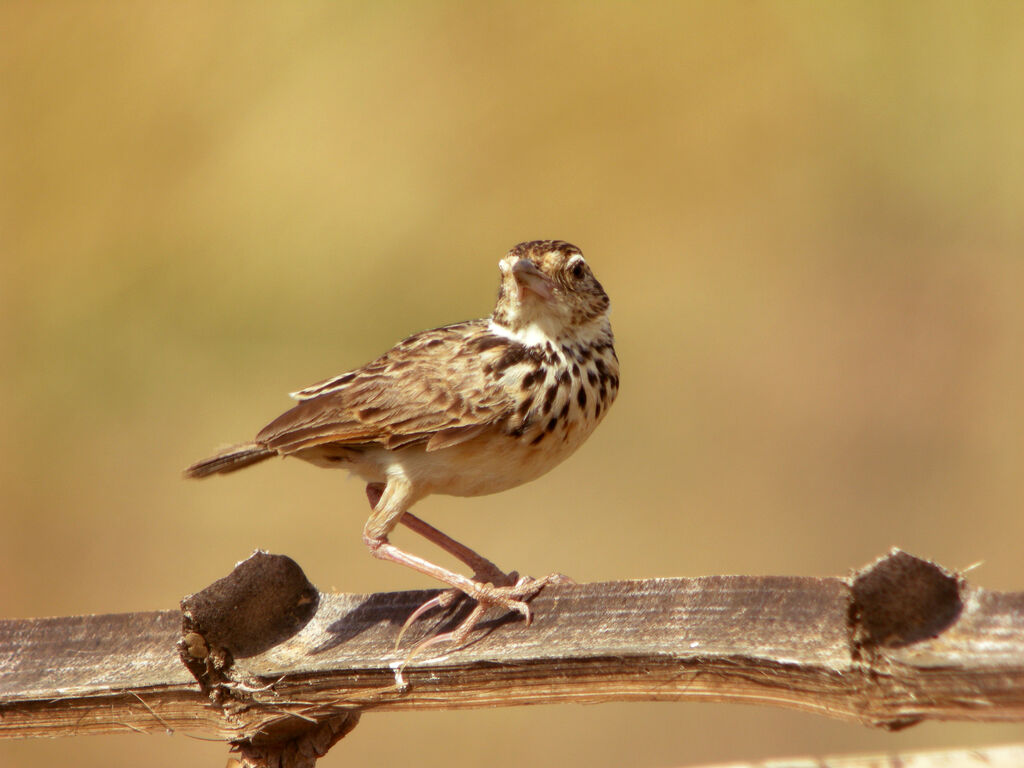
491, 240, 610, 344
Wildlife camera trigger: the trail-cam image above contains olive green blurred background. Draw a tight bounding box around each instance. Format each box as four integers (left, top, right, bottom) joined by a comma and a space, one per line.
3, 2, 1023, 766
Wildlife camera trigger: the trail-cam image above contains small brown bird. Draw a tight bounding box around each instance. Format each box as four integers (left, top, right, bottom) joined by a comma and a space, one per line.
186, 240, 618, 647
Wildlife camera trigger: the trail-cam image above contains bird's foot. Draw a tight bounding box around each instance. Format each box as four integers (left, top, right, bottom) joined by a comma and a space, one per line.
395, 572, 573, 661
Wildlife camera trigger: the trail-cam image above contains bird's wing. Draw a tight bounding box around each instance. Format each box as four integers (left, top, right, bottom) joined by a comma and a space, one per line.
256, 321, 529, 454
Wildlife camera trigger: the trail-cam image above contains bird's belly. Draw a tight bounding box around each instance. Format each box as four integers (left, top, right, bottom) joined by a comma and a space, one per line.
398, 419, 599, 497
342, 421, 593, 499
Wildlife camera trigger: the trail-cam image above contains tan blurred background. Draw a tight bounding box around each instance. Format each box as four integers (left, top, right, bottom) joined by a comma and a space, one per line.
3, 2, 1024, 766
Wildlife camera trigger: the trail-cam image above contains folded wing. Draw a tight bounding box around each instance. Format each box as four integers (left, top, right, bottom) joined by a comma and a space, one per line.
257, 321, 515, 455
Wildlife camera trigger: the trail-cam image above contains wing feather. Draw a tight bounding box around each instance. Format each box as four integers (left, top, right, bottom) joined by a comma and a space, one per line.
255, 321, 520, 455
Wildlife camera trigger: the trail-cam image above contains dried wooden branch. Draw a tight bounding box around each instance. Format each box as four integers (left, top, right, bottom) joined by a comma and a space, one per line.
1, 549, 1022, 768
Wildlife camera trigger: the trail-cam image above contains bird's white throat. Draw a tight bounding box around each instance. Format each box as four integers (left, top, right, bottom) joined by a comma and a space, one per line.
487, 318, 559, 348
488, 315, 612, 351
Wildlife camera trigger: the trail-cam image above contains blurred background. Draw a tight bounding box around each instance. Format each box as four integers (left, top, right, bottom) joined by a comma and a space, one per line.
3, 2, 1023, 766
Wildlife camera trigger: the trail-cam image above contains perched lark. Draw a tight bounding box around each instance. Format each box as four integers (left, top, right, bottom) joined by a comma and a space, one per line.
186, 240, 618, 648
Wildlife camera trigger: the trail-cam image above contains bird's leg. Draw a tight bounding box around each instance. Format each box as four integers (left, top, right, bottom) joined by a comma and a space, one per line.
365, 483, 513, 583
363, 482, 555, 650
400, 512, 513, 585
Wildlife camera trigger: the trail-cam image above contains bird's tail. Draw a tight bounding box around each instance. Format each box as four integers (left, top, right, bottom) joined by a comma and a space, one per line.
184, 442, 276, 478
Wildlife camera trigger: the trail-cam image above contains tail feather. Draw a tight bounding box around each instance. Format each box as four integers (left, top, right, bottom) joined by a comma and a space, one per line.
184, 443, 276, 478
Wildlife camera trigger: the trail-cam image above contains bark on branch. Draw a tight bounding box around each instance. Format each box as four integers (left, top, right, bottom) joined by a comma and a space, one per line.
1, 549, 1022, 767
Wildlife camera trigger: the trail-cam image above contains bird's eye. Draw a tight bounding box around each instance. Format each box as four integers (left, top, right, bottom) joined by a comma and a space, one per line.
570, 261, 586, 279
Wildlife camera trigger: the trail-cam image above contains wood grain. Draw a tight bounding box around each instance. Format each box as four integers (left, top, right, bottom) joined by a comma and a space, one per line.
1, 550, 1022, 764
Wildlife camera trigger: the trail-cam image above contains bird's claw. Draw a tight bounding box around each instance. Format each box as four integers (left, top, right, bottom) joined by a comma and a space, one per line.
395, 572, 565, 663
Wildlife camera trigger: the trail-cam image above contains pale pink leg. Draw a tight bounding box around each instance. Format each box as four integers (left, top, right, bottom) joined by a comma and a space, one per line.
361, 535, 536, 619
365, 483, 510, 583
362, 482, 565, 654
400, 511, 513, 584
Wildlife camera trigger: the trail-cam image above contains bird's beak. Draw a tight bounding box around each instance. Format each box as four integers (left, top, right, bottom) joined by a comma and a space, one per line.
512, 259, 555, 302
